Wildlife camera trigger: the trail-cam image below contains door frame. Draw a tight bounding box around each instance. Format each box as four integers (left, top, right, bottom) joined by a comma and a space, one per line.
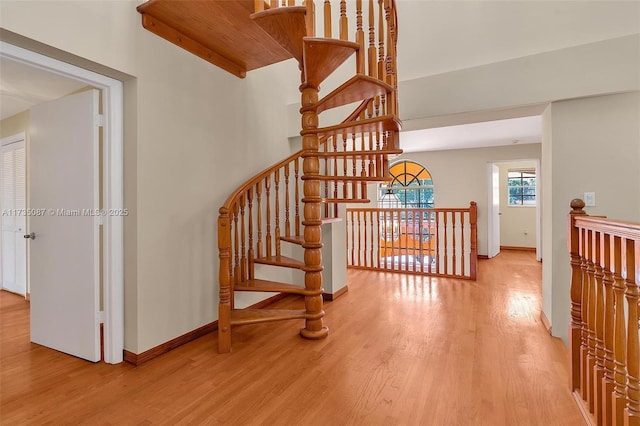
487, 158, 541, 261
0, 42, 124, 364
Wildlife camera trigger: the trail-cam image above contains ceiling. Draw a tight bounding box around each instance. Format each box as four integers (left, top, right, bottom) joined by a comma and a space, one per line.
1, 1, 638, 150
400, 115, 541, 153
0, 56, 86, 120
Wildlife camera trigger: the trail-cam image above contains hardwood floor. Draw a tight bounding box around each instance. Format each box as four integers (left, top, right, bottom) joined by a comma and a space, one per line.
1, 251, 584, 425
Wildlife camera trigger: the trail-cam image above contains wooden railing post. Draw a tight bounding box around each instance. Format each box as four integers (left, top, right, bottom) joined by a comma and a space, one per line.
218, 208, 232, 353
568, 199, 587, 391
469, 201, 477, 280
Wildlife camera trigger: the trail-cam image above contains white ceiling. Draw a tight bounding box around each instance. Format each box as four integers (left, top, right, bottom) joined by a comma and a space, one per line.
1, 1, 637, 150
400, 115, 542, 153
0, 57, 86, 120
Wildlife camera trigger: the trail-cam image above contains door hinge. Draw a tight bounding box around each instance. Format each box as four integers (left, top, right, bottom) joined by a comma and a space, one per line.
95, 114, 105, 127
97, 310, 105, 324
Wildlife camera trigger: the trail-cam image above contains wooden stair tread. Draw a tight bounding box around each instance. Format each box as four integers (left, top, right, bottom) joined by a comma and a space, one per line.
311, 149, 403, 159
303, 38, 359, 88
235, 279, 320, 296
254, 255, 305, 269
302, 115, 401, 137
316, 75, 394, 114
280, 235, 305, 245
251, 6, 307, 62
136, 0, 293, 78
230, 308, 308, 326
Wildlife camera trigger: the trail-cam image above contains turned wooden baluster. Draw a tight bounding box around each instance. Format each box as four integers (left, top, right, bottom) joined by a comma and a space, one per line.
461, 211, 466, 277
452, 211, 457, 276
356, 0, 365, 74
435, 211, 440, 274
294, 158, 301, 237
613, 235, 628, 425
377, 0, 386, 86
233, 203, 240, 285
357, 210, 362, 267
254, 0, 264, 13
342, 134, 348, 197
368, 0, 377, 79
580, 226, 590, 401
594, 230, 606, 425
587, 229, 598, 412
218, 208, 231, 353
350, 209, 355, 266
284, 163, 291, 238
324, 0, 332, 38
247, 188, 255, 280
265, 175, 272, 258
309, 0, 316, 37
274, 169, 281, 257
240, 194, 247, 282
369, 210, 375, 268
339, 0, 348, 40
469, 202, 477, 280
256, 182, 263, 259
443, 212, 449, 276
270, 0, 278, 8
624, 239, 640, 425
569, 199, 587, 391
603, 233, 615, 426
299, 76, 328, 340
351, 131, 358, 197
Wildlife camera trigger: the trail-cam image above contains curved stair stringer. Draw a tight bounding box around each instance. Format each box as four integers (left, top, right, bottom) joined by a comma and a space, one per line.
218, 1, 400, 353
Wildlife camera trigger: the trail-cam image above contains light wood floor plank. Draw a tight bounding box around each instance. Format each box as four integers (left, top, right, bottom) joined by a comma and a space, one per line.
0, 251, 584, 425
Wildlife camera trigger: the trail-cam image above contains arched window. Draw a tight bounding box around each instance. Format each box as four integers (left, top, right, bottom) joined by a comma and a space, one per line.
379, 160, 434, 208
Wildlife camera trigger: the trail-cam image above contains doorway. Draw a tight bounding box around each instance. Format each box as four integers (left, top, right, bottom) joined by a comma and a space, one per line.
0, 42, 124, 363
487, 159, 541, 261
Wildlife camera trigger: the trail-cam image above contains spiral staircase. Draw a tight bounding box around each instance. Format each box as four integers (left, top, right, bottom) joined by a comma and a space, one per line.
137, 0, 401, 353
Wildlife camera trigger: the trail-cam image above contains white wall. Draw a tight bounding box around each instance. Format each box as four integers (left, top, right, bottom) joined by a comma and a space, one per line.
399, 34, 639, 120
542, 91, 640, 344
498, 161, 537, 248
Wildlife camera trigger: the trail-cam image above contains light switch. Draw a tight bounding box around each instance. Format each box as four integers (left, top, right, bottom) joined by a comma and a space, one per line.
584, 192, 596, 207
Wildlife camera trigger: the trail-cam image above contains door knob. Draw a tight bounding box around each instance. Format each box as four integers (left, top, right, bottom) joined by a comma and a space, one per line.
24, 232, 36, 240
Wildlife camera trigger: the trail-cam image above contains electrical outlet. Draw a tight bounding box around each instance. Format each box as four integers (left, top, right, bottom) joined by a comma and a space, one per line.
584, 192, 596, 207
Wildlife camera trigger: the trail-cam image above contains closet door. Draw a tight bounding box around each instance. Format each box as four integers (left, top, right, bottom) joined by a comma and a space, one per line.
1, 137, 27, 296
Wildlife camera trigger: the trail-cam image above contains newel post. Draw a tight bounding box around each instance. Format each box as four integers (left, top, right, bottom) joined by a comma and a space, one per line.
568, 198, 587, 390
469, 201, 477, 280
218, 207, 232, 353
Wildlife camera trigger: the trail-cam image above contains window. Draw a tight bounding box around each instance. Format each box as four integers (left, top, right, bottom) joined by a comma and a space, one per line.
508, 169, 536, 206
379, 160, 434, 208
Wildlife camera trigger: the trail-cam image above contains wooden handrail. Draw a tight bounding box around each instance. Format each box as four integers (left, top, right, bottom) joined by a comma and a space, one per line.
567, 198, 640, 426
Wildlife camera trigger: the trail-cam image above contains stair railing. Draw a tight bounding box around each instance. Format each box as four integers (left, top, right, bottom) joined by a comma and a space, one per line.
218, 0, 401, 351
253, 0, 398, 99
568, 199, 640, 425
346, 203, 478, 280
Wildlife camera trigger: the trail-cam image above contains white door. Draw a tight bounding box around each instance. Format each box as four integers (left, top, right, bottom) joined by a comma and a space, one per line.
488, 163, 501, 258
1, 136, 27, 296
29, 90, 101, 362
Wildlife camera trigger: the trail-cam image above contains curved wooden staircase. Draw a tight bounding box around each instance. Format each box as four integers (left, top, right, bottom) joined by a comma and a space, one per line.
137, 0, 400, 353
